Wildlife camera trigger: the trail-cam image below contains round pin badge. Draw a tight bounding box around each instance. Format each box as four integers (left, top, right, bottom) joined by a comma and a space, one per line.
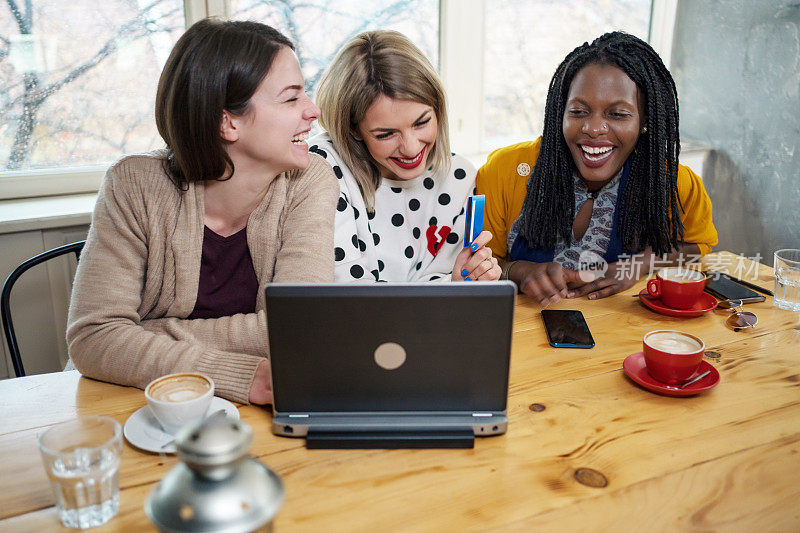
517, 163, 531, 177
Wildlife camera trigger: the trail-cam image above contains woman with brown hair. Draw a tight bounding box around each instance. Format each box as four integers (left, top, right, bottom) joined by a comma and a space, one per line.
67, 19, 338, 404
311, 30, 500, 282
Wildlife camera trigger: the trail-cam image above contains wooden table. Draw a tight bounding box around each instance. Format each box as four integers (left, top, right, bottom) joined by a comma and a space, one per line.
2, 252, 799, 531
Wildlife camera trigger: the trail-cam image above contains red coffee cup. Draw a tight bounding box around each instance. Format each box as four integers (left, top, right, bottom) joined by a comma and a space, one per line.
642, 330, 705, 385
646, 268, 707, 309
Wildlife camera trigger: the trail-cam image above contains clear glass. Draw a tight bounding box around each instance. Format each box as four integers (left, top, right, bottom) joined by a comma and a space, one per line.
38, 416, 123, 529
774, 249, 800, 311
230, 0, 439, 120
482, 0, 651, 152
0, 1, 185, 171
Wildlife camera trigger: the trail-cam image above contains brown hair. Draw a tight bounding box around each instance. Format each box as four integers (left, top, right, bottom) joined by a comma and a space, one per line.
155, 18, 293, 189
316, 30, 449, 211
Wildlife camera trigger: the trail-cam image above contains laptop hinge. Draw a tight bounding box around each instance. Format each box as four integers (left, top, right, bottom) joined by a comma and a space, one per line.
288, 414, 310, 418
306, 429, 475, 449
472, 413, 492, 417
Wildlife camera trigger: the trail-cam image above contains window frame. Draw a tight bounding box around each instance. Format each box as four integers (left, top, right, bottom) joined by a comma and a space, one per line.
443, 0, 670, 162
0, 0, 670, 200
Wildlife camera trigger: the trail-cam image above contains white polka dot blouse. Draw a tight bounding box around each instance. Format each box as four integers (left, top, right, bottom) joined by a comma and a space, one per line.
309, 134, 478, 282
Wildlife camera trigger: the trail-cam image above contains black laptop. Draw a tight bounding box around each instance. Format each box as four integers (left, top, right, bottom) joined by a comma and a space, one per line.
265, 282, 516, 449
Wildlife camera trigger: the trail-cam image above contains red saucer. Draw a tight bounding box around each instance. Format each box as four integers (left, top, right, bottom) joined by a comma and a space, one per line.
637, 289, 718, 318
623, 352, 719, 397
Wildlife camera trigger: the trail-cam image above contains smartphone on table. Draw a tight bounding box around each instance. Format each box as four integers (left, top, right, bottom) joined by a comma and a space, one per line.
704, 273, 766, 304
541, 309, 595, 349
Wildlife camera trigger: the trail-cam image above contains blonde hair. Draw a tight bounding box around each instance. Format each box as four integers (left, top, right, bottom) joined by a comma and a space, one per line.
316, 30, 450, 211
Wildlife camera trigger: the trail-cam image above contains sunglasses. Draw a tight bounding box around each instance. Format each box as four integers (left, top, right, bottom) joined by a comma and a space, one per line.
718, 299, 758, 332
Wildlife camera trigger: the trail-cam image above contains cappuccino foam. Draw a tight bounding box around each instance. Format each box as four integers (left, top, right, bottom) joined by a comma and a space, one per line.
659, 268, 704, 284
148, 374, 211, 403
645, 332, 702, 354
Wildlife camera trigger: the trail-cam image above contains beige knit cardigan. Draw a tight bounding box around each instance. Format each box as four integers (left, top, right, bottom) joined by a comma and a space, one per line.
67, 151, 338, 403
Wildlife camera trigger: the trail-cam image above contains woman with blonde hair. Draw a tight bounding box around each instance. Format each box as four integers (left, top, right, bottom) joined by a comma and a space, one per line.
311, 30, 500, 282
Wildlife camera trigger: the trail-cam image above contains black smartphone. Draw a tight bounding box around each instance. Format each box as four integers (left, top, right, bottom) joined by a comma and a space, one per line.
541, 310, 595, 349
705, 274, 766, 304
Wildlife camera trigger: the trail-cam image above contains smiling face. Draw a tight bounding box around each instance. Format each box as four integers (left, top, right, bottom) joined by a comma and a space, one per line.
355, 94, 438, 181
224, 46, 320, 175
562, 63, 644, 189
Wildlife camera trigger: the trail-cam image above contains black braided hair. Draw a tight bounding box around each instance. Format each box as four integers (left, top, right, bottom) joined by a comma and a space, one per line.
518, 31, 684, 256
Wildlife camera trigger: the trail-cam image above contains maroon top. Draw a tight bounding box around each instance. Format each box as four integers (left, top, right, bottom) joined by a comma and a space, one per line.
189, 226, 259, 319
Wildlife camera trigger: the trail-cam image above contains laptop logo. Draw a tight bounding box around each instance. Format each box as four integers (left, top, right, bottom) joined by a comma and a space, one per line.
374, 342, 406, 370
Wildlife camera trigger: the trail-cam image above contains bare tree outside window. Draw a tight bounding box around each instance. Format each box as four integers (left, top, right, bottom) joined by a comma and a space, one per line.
0, 0, 438, 174
0, 0, 184, 171
231, 0, 439, 103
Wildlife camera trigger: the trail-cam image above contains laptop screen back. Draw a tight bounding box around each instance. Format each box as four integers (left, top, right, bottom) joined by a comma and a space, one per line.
266, 282, 515, 414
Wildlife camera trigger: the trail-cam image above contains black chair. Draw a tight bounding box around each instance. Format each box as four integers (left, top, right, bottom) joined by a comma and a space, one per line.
1, 241, 85, 377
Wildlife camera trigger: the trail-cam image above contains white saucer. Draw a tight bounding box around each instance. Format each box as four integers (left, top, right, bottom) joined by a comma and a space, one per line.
124, 396, 239, 454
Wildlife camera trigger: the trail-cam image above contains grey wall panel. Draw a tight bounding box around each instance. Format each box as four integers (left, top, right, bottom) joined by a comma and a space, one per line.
671, 0, 800, 263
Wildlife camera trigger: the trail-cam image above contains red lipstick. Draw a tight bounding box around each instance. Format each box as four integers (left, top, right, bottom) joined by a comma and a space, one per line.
390, 146, 426, 170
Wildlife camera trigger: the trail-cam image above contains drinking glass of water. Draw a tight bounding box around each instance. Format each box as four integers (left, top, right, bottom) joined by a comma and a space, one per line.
38, 416, 122, 529
774, 249, 800, 312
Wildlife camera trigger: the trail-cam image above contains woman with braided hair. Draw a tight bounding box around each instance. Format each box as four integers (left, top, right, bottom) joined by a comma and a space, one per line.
476, 31, 717, 304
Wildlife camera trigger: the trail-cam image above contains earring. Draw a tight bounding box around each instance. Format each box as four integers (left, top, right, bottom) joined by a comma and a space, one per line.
641, 126, 648, 134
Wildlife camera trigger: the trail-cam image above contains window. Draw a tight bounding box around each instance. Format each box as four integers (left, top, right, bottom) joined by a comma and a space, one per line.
230, 0, 439, 112
481, 0, 651, 152
0, 0, 185, 197
1, 0, 666, 200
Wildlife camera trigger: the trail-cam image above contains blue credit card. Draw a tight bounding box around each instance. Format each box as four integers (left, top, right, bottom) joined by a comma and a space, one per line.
463, 195, 485, 247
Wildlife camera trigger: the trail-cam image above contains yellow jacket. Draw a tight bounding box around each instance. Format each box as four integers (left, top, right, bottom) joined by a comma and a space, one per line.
476, 138, 718, 260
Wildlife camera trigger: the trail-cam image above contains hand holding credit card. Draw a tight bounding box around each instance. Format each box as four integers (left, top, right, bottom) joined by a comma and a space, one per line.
454, 194, 499, 281
464, 195, 485, 248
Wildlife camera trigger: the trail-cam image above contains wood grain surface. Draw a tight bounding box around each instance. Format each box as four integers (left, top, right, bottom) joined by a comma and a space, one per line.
1, 252, 798, 532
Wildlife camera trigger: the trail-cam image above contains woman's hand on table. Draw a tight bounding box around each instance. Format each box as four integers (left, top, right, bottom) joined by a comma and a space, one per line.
568, 259, 642, 300
508, 260, 590, 306
452, 231, 501, 281
249, 359, 273, 405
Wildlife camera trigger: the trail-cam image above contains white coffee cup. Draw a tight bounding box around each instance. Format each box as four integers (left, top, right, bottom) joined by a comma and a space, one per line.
145, 373, 214, 434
